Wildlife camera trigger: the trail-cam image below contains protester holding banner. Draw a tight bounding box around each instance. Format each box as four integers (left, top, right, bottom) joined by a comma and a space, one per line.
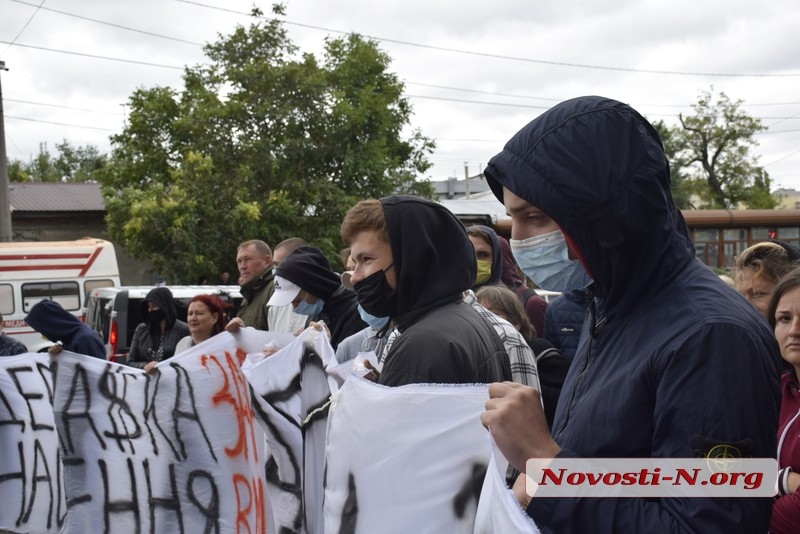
174, 294, 231, 354
480, 96, 781, 532
0, 311, 27, 355
234, 239, 276, 331
25, 299, 106, 359
341, 195, 512, 386
127, 286, 189, 371
268, 245, 367, 349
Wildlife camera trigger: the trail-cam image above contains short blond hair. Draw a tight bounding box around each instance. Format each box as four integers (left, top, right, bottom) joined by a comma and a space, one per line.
340, 199, 389, 245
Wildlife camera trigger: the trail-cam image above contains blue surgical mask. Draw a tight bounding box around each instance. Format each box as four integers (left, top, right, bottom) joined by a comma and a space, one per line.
510, 230, 592, 292
294, 298, 324, 317
357, 304, 390, 329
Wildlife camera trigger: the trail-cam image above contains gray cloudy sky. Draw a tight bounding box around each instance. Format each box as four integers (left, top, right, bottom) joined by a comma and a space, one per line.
2, 0, 799, 190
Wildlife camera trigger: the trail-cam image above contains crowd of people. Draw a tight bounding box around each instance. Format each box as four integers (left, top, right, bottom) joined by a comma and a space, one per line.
3, 95, 799, 532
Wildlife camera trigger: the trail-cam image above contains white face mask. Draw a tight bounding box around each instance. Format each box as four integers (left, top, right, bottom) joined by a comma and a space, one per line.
510, 230, 592, 292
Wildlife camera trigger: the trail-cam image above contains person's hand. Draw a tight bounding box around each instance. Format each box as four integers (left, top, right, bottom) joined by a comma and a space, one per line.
512, 472, 532, 508
308, 321, 331, 339
226, 317, 245, 333
363, 360, 380, 383
262, 346, 280, 357
788, 471, 800, 495
480, 382, 560, 472
144, 361, 158, 374
47, 342, 63, 356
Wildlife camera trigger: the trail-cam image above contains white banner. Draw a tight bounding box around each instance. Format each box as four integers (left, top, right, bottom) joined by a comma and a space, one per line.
324, 378, 495, 534
242, 326, 337, 534
0, 353, 65, 534
52, 334, 268, 534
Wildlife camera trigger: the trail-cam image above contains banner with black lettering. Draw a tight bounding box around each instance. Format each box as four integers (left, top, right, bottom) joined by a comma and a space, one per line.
0, 353, 65, 534
51, 334, 267, 534
323, 378, 494, 533
473, 436, 541, 533
242, 326, 337, 534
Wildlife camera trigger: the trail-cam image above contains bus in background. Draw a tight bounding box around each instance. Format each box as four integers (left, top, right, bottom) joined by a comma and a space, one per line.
0, 237, 121, 352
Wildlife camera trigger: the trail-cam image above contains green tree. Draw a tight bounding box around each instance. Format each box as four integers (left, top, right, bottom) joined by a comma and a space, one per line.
673, 88, 775, 209
99, 6, 435, 282
651, 119, 693, 210
8, 141, 106, 182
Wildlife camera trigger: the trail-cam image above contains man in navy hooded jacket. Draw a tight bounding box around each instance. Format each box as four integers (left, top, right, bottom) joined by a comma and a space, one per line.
25, 299, 106, 359
480, 96, 781, 533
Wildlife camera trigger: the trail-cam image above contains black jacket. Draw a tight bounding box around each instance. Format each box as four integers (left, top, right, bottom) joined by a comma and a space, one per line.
485, 96, 781, 533
377, 196, 511, 386
25, 299, 106, 359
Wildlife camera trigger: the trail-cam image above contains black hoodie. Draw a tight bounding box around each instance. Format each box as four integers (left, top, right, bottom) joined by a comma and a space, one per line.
25, 299, 106, 359
376, 196, 511, 386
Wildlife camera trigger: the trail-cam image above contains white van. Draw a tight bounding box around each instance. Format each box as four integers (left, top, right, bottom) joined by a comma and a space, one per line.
84, 285, 242, 362
0, 237, 121, 352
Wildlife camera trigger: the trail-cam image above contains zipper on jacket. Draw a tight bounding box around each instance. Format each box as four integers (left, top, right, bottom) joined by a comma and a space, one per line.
554, 295, 604, 441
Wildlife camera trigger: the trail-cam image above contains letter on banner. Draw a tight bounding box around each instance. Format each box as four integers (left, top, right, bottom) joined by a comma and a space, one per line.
51, 333, 268, 533
0, 353, 65, 534
324, 377, 494, 533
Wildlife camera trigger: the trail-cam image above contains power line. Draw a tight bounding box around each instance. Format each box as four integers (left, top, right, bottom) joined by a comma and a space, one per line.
1, 0, 46, 57
5, 114, 116, 131
174, 0, 800, 78
10, 0, 203, 46
0, 41, 184, 69
6, 98, 125, 115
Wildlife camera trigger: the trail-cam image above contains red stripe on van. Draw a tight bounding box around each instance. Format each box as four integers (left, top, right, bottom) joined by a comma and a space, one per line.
78, 247, 102, 276
0, 264, 95, 272
0, 253, 91, 260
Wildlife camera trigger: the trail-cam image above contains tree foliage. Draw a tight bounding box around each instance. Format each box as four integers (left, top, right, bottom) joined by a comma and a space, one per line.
99, 8, 435, 282
668, 88, 775, 209
8, 141, 106, 182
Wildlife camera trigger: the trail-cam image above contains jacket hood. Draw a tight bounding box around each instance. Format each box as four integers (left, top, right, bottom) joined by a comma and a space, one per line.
382, 195, 476, 319
484, 96, 694, 312
276, 246, 342, 301
139, 287, 178, 327
25, 299, 85, 343
469, 224, 503, 289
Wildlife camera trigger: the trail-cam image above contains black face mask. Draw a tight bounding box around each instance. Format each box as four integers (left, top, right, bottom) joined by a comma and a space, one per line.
149, 309, 166, 324
353, 265, 396, 318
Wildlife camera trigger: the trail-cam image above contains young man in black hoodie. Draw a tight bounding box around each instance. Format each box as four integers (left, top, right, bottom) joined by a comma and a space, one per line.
340, 195, 512, 387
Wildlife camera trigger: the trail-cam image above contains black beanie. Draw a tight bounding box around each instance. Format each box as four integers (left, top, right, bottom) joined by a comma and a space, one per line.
275, 246, 342, 301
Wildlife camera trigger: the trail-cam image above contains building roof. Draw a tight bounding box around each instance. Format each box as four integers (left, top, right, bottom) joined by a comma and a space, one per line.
438, 190, 507, 224
9, 182, 105, 212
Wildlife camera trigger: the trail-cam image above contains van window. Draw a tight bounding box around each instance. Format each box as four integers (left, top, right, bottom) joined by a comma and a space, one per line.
22, 281, 81, 312
0, 284, 13, 315
98, 298, 113, 344
84, 279, 115, 299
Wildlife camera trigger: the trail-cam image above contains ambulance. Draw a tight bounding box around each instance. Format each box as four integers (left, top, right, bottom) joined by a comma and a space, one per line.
0, 237, 121, 352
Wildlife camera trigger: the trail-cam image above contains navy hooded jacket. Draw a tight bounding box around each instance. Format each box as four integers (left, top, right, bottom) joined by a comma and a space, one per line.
484, 96, 781, 533
25, 299, 106, 359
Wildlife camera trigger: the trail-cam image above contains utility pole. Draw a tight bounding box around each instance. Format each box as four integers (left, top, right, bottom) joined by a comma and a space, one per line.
463, 162, 470, 199
0, 61, 12, 242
